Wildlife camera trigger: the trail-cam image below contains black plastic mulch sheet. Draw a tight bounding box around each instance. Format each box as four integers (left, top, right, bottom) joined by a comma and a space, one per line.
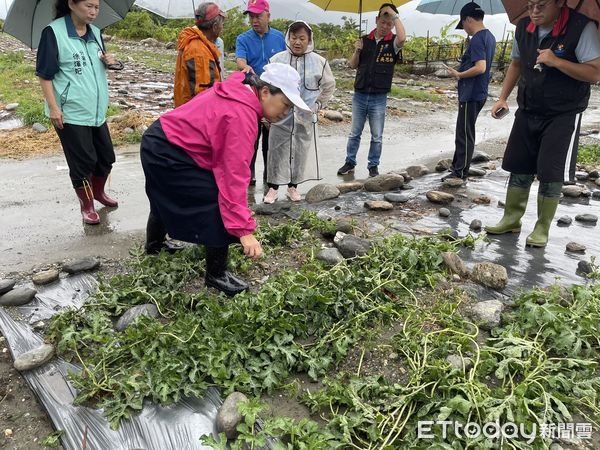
0, 273, 224, 450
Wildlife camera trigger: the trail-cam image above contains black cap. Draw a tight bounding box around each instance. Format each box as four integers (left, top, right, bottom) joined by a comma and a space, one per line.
456, 2, 484, 30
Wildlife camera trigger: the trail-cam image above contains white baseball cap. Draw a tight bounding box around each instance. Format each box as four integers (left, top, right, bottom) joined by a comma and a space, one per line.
260, 63, 310, 112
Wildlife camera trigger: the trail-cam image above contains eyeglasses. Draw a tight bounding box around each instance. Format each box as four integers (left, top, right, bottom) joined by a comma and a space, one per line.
527, 1, 551, 11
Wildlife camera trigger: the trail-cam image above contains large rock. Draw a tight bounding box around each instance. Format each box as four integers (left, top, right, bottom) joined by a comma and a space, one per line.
441, 252, 469, 278
62, 257, 100, 274
566, 242, 586, 253
32, 269, 59, 286
471, 152, 491, 163
317, 248, 344, 266
470, 300, 504, 331
13, 344, 55, 371
216, 392, 249, 439
32, 122, 47, 133
471, 262, 508, 291
0, 287, 37, 306
575, 214, 598, 225
364, 200, 393, 211
0, 279, 15, 296
562, 185, 585, 198
363, 173, 404, 192
115, 304, 159, 332
323, 110, 344, 122
468, 168, 486, 177
5, 103, 19, 111
384, 192, 411, 203
140, 37, 160, 46
443, 178, 465, 188
426, 191, 455, 205
305, 184, 340, 203
405, 165, 430, 178
470, 219, 482, 231
334, 232, 371, 258
435, 159, 452, 172
577, 260, 594, 276
336, 181, 363, 193
557, 215, 572, 226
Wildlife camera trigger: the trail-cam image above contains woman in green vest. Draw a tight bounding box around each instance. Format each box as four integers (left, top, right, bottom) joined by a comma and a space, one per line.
36, 0, 119, 225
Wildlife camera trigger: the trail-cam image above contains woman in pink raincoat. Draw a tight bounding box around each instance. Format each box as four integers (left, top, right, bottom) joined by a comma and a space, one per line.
140, 63, 309, 296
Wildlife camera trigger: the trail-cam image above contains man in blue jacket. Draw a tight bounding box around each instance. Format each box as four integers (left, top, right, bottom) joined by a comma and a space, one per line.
235, 0, 285, 185
443, 2, 496, 182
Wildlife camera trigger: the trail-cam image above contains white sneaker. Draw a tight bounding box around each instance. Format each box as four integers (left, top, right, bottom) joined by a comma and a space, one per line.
263, 188, 278, 204
286, 186, 302, 202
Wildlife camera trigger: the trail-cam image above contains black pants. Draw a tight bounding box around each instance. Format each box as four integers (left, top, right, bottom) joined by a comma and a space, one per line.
267, 183, 297, 190
54, 122, 115, 188
450, 100, 486, 179
250, 122, 269, 181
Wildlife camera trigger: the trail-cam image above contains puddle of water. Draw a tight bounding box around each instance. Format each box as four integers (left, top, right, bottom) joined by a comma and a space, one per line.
0, 117, 24, 130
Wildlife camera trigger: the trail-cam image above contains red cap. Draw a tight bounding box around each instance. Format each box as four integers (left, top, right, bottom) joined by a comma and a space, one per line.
196, 3, 227, 24
245, 0, 270, 14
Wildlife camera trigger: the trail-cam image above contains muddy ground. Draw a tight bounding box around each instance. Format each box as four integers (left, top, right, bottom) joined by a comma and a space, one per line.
1, 32, 600, 449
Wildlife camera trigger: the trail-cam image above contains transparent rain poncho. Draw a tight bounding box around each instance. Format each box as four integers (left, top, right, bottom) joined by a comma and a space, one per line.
267, 21, 336, 186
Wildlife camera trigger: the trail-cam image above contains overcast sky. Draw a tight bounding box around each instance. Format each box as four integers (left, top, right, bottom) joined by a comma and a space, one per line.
1, 0, 515, 40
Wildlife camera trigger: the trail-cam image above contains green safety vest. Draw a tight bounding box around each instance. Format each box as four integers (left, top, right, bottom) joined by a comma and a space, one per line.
46, 17, 109, 126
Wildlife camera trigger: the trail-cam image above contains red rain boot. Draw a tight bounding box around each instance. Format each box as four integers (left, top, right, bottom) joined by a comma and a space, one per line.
91, 174, 118, 207
74, 184, 100, 224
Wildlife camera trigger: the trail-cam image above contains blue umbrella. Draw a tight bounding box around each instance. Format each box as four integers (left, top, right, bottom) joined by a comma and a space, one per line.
417, 0, 505, 15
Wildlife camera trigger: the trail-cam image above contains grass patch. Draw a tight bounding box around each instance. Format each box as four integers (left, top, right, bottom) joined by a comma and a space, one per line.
107, 42, 176, 73
0, 52, 48, 126
390, 85, 443, 103
578, 143, 600, 166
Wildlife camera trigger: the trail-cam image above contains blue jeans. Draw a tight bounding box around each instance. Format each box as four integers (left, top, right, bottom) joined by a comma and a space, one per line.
345, 91, 387, 168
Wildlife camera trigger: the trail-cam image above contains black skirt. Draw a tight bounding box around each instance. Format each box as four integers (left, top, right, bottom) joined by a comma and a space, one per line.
140, 120, 238, 247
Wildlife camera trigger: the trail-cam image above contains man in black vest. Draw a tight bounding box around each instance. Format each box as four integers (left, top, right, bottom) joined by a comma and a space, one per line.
485, 0, 600, 247
337, 3, 406, 178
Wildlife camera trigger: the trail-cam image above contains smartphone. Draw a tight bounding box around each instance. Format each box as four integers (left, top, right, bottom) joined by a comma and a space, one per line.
494, 107, 509, 119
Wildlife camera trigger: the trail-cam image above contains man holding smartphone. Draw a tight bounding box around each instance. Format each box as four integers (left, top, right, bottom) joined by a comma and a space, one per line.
443, 2, 496, 182
486, 0, 600, 247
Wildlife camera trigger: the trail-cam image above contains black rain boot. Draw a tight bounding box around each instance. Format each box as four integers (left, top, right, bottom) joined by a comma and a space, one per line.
205, 246, 248, 296
145, 213, 185, 255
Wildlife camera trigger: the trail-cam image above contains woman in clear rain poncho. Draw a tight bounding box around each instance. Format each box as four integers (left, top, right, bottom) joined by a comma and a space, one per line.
263, 21, 336, 203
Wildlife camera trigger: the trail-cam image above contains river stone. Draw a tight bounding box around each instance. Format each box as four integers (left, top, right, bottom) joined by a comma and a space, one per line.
472, 195, 491, 205
0, 280, 15, 296
592, 190, 600, 200
471, 262, 508, 291
32, 269, 59, 285
575, 214, 598, 225
589, 170, 599, 180
557, 215, 572, 225
468, 168, 487, 177
566, 242, 586, 253
443, 177, 464, 188
216, 392, 249, 439
13, 344, 55, 371
470, 300, 504, 331
5, 103, 18, 111
426, 191, 455, 205
323, 110, 343, 122
317, 248, 344, 266
115, 304, 159, 332
0, 287, 37, 306
446, 354, 472, 371
596, 178, 600, 187
363, 173, 404, 192
562, 185, 585, 198
384, 192, 409, 203
439, 208, 451, 217
32, 122, 47, 133
471, 152, 490, 163
436, 159, 452, 172
336, 181, 363, 193
334, 233, 371, 258
441, 252, 469, 278
577, 260, 594, 275
140, 37, 160, 46
406, 165, 429, 178
335, 220, 353, 234
165, 41, 176, 49
62, 257, 100, 274
305, 184, 340, 203
470, 219, 482, 231
575, 171, 589, 181
364, 200, 393, 211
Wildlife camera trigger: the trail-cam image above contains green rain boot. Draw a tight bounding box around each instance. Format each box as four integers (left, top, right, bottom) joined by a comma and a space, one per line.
526, 195, 560, 248
485, 186, 531, 234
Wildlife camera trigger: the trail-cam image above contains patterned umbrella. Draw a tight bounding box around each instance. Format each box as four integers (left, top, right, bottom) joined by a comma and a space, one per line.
501, 0, 599, 27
